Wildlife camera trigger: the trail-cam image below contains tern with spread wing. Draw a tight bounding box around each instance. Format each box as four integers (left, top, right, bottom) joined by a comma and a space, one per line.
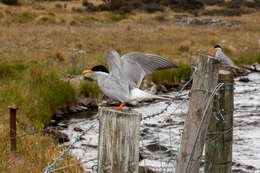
211, 45, 240, 70
82, 49, 178, 109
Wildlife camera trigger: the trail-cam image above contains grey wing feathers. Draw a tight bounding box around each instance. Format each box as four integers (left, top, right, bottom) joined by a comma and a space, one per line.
105, 49, 122, 76
123, 52, 178, 74
218, 52, 240, 69
122, 52, 178, 88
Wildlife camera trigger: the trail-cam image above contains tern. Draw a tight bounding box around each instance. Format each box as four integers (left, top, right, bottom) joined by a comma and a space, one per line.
211, 45, 240, 70
82, 49, 178, 109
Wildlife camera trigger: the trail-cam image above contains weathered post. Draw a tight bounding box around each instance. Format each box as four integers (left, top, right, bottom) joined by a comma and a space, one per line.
98, 107, 141, 173
9, 106, 18, 151
175, 55, 219, 173
205, 70, 233, 173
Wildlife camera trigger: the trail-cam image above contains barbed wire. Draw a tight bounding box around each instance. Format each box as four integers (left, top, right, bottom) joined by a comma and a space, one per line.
10, 126, 61, 139
142, 67, 197, 121
43, 118, 98, 173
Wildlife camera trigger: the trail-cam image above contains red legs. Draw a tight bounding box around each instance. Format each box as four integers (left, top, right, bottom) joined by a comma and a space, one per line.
112, 102, 125, 110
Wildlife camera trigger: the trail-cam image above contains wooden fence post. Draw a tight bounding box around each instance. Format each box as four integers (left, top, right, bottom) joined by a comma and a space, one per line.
98, 107, 141, 173
9, 106, 18, 151
205, 70, 234, 173
175, 55, 219, 173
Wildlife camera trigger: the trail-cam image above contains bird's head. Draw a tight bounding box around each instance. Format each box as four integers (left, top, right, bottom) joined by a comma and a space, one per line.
210, 45, 222, 51
82, 65, 109, 75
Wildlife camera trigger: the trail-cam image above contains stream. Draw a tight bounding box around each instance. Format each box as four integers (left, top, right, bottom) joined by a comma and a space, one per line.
57, 72, 260, 173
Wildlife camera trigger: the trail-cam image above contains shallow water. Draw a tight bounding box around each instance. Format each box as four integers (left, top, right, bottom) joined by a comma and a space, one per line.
58, 72, 260, 173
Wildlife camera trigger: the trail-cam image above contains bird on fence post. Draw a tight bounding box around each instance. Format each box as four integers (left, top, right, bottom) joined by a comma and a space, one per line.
210, 45, 241, 70
82, 48, 178, 110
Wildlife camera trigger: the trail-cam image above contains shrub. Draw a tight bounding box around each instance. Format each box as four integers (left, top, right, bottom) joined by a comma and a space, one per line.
27, 66, 75, 125
85, 0, 204, 13
203, 8, 251, 16
83, 0, 99, 11
202, 0, 224, 5
0, 63, 29, 78
225, 0, 244, 9
1, 0, 18, 6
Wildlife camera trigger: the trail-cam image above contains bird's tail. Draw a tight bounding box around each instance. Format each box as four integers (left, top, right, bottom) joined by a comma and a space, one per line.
129, 88, 171, 101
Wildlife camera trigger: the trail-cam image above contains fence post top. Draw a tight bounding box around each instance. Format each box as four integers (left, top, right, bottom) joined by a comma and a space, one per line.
219, 70, 232, 75
8, 106, 18, 110
98, 106, 141, 116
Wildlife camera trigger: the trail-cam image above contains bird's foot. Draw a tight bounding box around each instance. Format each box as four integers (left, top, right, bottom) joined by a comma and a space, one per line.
219, 66, 224, 70
112, 102, 125, 110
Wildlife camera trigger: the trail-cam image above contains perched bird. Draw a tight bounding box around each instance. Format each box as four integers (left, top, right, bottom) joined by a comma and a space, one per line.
210, 45, 240, 70
82, 49, 178, 109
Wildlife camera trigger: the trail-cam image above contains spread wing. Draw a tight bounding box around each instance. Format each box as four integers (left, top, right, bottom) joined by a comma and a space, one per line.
121, 52, 178, 88
105, 49, 122, 77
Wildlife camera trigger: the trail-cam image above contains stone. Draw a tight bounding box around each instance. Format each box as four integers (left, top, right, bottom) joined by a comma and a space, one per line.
239, 77, 250, 82
52, 131, 69, 143
74, 127, 83, 132
146, 144, 168, 152
139, 166, 156, 173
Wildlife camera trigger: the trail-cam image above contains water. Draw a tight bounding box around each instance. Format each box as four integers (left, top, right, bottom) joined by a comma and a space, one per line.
58, 72, 260, 173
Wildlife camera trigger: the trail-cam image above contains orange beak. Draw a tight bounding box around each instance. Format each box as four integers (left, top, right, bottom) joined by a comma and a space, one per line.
210, 47, 215, 51
82, 69, 93, 74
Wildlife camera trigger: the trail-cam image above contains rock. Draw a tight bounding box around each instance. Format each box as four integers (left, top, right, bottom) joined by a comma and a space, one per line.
77, 97, 93, 106
158, 84, 168, 93
146, 144, 168, 152
175, 15, 241, 27
77, 105, 88, 111
139, 153, 144, 161
141, 78, 157, 94
253, 62, 260, 71
246, 165, 256, 170
74, 127, 83, 132
69, 106, 78, 113
82, 144, 98, 148
139, 166, 156, 173
239, 77, 250, 82
51, 131, 69, 143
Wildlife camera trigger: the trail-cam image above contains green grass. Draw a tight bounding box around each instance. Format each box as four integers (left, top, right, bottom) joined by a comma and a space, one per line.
0, 63, 29, 78
79, 80, 100, 98
232, 51, 260, 65
151, 63, 192, 84
0, 62, 75, 126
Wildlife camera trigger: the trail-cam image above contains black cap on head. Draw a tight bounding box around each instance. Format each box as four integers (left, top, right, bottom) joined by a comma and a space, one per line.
91, 65, 109, 73
214, 45, 221, 49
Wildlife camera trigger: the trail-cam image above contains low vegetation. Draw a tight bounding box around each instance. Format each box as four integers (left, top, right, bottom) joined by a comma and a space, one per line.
151, 63, 192, 84
80, 80, 100, 97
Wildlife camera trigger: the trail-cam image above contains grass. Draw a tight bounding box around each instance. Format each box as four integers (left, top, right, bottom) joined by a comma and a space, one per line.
80, 80, 100, 97
151, 63, 192, 84
232, 51, 260, 65
0, 62, 79, 172
0, 0, 259, 172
